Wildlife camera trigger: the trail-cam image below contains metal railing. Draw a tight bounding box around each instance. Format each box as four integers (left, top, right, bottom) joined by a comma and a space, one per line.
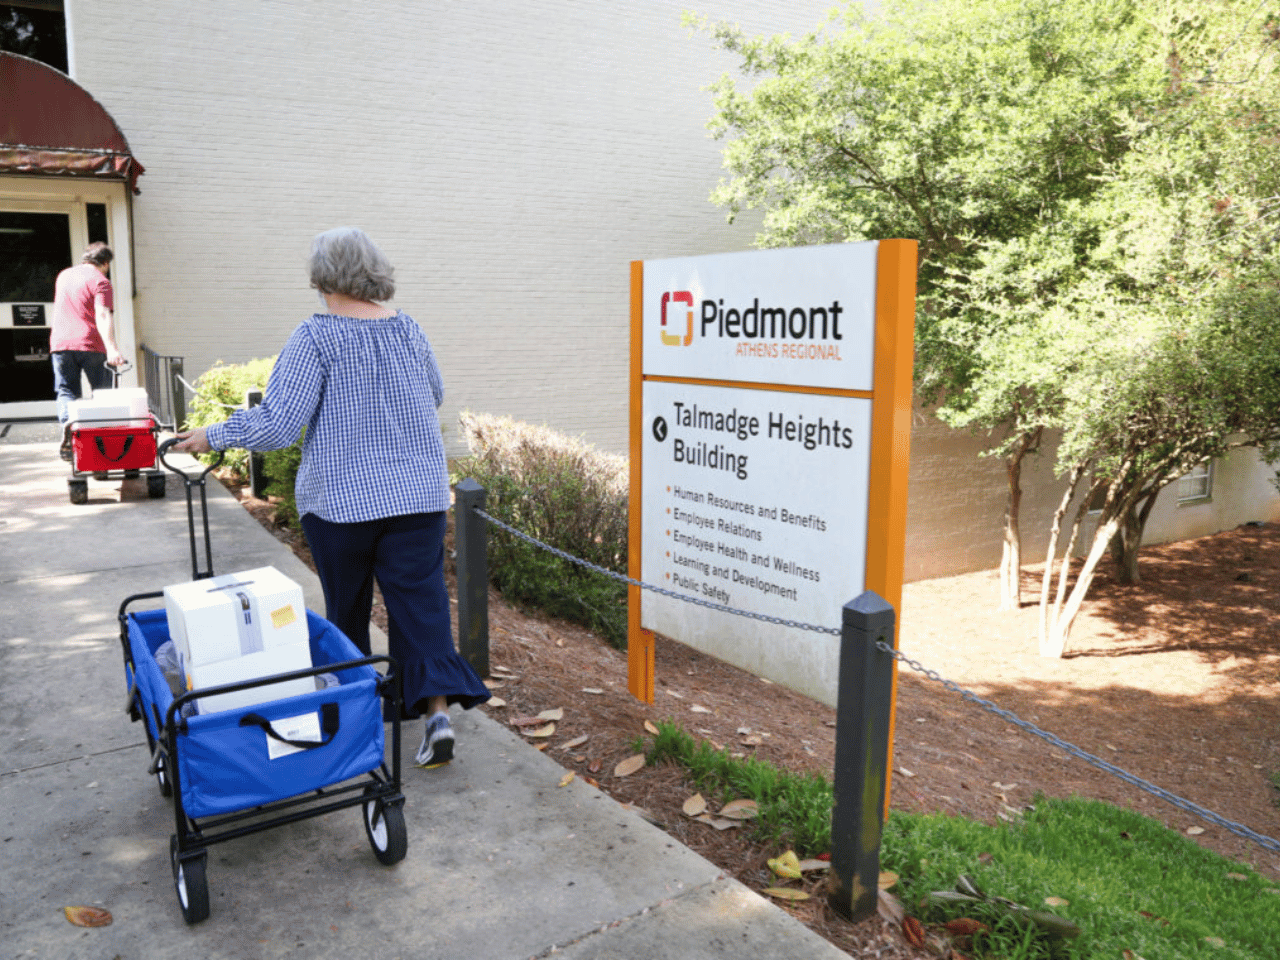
139, 344, 185, 431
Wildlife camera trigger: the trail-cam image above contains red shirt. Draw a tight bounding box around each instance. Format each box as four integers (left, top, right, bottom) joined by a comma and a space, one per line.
50, 263, 114, 352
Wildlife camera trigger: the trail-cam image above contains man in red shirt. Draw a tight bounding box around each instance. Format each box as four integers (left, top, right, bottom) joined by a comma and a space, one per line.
51, 242, 125, 459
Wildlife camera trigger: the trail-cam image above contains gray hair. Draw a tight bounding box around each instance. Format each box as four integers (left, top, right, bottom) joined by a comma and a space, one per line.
308, 227, 395, 301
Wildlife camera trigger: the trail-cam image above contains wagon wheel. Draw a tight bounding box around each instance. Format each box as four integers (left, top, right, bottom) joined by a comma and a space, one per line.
146, 472, 166, 498
154, 751, 173, 799
68, 478, 87, 505
362, 786, 407, 865
170, 835, 210, 924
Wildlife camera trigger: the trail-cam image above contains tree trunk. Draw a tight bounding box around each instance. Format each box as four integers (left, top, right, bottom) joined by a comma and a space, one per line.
1038, 464, 1087, 653
1000, 428, 1041, 611
1110, 487, 1161, 585
1043, 513, 1120, 658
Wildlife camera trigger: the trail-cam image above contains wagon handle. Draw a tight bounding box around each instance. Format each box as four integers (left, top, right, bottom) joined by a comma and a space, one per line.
158, 438, 224, 580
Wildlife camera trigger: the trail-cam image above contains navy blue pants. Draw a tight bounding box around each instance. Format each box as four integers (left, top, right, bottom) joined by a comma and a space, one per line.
300, 510, 490, 718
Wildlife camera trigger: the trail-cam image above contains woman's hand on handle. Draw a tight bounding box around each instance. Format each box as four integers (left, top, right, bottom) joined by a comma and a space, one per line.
171, 427, 213, 454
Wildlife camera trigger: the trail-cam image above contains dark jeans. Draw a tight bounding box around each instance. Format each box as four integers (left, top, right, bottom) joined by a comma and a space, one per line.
300, 510, 490, 717
52, 350, 112, 424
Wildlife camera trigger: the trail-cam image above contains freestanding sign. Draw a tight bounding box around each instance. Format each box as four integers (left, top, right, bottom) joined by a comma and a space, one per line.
628, 240, 916, 709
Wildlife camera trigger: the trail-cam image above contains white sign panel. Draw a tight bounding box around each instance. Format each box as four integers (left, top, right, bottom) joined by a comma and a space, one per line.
640, 380, 872, 702
643, 242, 879, 390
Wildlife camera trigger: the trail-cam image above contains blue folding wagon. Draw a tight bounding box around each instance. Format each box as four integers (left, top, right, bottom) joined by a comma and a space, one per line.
117, 441, 405, 924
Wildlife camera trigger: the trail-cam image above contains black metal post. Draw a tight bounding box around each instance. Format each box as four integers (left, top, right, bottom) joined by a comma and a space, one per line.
453, 479, 490, 677
246, 389, 265, 498
828, 590, 896, 922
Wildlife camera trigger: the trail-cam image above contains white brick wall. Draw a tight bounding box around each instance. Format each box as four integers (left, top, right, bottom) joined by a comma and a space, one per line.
65, 0, 833, 456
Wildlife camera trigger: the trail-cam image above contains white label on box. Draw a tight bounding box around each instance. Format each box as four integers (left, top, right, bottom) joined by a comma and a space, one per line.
266, 711, 323, 760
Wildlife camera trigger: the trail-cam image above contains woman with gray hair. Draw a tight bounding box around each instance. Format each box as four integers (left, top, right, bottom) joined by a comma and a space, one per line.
174, 227, 490, 768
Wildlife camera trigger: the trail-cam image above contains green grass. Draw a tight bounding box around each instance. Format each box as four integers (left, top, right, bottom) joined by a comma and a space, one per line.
642, 720, 1280, 960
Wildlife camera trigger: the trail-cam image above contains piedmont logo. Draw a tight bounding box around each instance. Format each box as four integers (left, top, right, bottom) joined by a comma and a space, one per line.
660, 291, 694, 346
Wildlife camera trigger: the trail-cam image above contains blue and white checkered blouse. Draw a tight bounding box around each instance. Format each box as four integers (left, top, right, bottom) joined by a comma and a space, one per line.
205, 311, 450, 523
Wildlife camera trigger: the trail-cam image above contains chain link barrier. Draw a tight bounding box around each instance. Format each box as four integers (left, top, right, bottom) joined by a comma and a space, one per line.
471, 505, 1280, 856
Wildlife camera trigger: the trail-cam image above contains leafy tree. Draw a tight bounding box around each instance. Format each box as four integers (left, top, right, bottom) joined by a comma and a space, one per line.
1027, 3, 1280, 651
695, 1, 1280, 650
691, 0, 1162, 609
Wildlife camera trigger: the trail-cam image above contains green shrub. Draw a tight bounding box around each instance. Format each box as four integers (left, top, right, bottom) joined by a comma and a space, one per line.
183, 358, 276, 481
451, 411, 629, 648
184, 358, 304, 526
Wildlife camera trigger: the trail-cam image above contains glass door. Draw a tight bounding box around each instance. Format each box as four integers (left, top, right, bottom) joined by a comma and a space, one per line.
0, 199, 87, 416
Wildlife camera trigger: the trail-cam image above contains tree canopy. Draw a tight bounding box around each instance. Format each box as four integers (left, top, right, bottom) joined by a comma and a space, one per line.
695, 0, 1280, 649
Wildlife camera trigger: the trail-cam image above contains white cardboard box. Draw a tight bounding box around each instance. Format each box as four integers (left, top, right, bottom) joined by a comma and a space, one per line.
164, 566, 313, 713
68, 387, 151, 428
184, 644, 316, 714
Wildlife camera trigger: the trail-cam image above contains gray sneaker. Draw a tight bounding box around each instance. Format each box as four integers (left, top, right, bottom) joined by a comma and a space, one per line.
415, 712, 454, 768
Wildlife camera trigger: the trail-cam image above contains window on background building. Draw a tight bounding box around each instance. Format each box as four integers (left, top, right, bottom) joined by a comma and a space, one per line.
1178, 462, 1213, 503
1, 1, 66, 73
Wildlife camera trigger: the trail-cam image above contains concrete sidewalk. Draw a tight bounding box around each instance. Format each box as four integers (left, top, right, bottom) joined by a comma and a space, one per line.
0, 428, 851, 960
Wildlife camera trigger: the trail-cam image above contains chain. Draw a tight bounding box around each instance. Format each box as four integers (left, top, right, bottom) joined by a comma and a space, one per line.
470, 504, 1280, 856
473, 507, 841, 635
175, 374, 241, 410
884, 642, 1280, 855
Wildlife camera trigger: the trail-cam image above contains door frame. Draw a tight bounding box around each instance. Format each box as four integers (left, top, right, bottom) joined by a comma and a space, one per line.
0, 176, 137, 420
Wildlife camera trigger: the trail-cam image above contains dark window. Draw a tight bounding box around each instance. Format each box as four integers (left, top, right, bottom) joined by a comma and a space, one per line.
0, 2, 66, 74
86, 203, 108, 245
0, 210, 72, 302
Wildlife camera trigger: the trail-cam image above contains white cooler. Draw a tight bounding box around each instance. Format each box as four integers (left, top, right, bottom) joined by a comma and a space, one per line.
68, 387, 151, 428
164, 566, 314, 713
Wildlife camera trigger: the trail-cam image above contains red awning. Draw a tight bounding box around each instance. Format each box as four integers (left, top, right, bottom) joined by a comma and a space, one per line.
1, 51, 145, 193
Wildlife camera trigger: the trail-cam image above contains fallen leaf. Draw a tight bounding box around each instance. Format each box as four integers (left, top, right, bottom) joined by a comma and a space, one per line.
534, 743, 549, 751
682, 793, 708, 817
585, 777, 599, 787
64, 906, 112, 927
1044, 896, 1070, 908
1186, 826, 1206, 836
525, 723, 556, 738
691, 705, 712, 714
1225, 873, 1249, 881
763, 887, 810, 902
992, 781, 1017, 791
581, 688, 603, 695
559, 734, 589, 750
896, 767, 916, 778
977, 852, 994, 864
538, 708, 564, 721
1205, 937, 1225, 948
555, 639, 564, 647
558, 771, 575, 787
902, 916, 926, 948
694, 814, 739, 830
878, 870, 898, 890
799, 859, 830, 873
943, 918, 988, 937
510, 715, 546, 728
486, 695, 506, 708
643, 720, 660, 735
588, 759, 602, 774
767, 850, 803, 879
485, 679, 505, 689
878, 889, 906, 925
718, 799, 758, 820
737, 726, 752, 735
1122, 950, 1147, 960
613, 754, 646, 777
741, 735, 762, 747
